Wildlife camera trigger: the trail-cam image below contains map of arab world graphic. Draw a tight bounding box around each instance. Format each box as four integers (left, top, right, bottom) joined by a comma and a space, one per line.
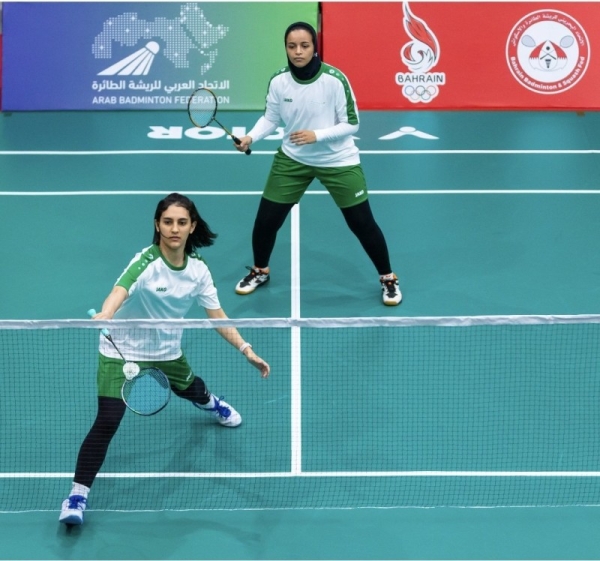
92, 3, 228, 74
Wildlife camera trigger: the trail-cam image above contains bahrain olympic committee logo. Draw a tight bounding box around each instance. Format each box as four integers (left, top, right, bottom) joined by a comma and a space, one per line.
506, 10, 590, 94
92, 2, 228, 76
395, 2, 445, 104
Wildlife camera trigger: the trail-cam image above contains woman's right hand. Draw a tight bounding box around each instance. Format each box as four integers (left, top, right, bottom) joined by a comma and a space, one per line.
235, 135, 252, 153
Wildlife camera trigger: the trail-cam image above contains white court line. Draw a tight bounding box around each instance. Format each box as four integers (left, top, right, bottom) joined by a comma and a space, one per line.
304, 190, 600, 195
290, 205, 302, 475
366, 190, 600, 195
0, 149, 598, 155
3, 190, 600, 196
0, 191, 267, 196
290, 205, 301, 320
0, 150, 269, 156
2, 471, 600, 478
363, 150, 600, 155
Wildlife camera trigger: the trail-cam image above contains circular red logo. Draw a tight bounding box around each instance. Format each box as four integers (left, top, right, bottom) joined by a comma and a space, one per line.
506, 10, 590, 94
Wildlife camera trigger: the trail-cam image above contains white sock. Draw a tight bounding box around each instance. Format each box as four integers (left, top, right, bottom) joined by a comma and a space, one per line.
380, 273, 396, 282
198, 394, 216, 410
254, 266, 270, 274
70, 482, 90, 499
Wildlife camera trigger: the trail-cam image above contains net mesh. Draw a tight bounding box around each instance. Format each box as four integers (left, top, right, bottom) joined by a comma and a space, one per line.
187, 88, 217, 127
2, 315, 600, 512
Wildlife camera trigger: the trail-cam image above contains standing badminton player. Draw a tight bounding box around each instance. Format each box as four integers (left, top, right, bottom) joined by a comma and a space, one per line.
59, 192, 270, 526
233, 21, 402, 306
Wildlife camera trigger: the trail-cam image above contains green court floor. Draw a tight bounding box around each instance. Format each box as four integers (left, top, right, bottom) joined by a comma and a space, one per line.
1, 109, 600, 559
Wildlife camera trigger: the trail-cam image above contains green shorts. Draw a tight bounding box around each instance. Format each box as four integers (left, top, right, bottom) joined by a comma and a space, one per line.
263, 148, 369, 209
97, 353, 195, 399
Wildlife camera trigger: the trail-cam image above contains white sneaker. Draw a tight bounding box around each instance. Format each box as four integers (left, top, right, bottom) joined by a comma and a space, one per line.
381, 274, 402, 306
200, 396, 242, 427
235, 266, 270, 295
59, 495, 87, 525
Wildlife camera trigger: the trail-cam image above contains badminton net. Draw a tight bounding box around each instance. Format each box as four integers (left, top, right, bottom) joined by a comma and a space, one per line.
2, 314, 600, 512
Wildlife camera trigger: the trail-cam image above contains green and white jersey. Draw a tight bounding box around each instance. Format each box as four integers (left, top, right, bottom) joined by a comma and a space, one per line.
98, 244, 220, 361
251, 63, 360, 167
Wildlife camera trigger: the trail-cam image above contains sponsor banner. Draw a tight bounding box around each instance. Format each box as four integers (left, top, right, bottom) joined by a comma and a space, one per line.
322, 2, 598, 110
2, 2, 317, 111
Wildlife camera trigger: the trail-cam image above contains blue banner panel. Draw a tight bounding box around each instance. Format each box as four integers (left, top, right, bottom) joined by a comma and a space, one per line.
2, 2, 317, 110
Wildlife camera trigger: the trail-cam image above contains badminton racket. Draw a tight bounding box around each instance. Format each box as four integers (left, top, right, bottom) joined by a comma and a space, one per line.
87, 309, 171, 416
187, 87, 251, 155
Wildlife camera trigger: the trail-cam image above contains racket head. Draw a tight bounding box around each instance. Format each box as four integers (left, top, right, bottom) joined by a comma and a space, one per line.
187, 87, 218, 128
121, 367, 171, 416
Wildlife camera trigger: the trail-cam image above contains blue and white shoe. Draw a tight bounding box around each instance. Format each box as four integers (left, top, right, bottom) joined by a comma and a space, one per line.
59, 494, 87, 525
196, 396, 242, 427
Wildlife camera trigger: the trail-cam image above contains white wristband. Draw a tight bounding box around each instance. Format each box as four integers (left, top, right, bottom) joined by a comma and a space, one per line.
239, 342, 252, 353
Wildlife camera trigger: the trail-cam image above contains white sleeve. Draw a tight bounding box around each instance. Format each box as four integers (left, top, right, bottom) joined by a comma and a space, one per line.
247, 78, 281, 143
195, 268, 221, 310
314, 76, 359, 142
313, 122, 359, 143
247, 115, 279, 143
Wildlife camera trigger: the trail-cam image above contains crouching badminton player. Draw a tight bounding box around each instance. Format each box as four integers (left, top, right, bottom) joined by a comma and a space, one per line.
59, 192, 270, 526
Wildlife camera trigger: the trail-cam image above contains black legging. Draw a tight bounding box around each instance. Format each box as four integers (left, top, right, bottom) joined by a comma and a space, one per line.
73, 377, 210, 488
252, 197, 392, 275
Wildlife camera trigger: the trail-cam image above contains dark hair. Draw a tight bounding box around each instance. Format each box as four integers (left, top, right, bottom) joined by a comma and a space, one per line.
153, 192, 217, 253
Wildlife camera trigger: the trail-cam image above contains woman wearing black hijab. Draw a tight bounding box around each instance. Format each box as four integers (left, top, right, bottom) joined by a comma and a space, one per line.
233, 22, 402, 306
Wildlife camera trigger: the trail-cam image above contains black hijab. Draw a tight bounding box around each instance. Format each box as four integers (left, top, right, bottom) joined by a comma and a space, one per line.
284, 21, 322, 81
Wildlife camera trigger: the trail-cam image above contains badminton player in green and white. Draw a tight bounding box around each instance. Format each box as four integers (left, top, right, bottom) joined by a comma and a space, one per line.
233, 21, 402, 306
59, 192, 270, 526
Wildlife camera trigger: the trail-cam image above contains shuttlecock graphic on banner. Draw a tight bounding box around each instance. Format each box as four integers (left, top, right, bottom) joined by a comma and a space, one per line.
93, 3, 229, 76
98, 41, 159, 76
395, 2, 445, 104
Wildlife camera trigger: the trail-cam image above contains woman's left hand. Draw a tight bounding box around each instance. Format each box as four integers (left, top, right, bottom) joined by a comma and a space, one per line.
289, 130, 317, 145
243, 349, 271, 378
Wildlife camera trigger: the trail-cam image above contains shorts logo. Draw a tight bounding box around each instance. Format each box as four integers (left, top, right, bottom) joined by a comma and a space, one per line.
395, 1, 445, 104
284, 98, 293, 102
355, 190, 365, 198
156, 287, 167, 292
506, 10, 590, 94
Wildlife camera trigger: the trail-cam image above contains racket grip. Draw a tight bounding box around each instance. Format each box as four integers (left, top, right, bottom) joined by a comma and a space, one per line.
88, 308, 110, 337
233, 136, 252, 155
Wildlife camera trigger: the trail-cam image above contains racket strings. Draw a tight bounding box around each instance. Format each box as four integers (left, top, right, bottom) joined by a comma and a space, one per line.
188, 90, 217, 127
122, 367, 171, 416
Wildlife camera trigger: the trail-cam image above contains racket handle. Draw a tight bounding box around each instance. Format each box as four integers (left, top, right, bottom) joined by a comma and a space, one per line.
87, 308, 110, 337
232, 136, 252, 155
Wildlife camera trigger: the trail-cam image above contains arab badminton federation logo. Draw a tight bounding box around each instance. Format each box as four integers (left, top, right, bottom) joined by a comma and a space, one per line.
92, 3, 229, 76
506, 10, 590, 94
395, 2, 445, 104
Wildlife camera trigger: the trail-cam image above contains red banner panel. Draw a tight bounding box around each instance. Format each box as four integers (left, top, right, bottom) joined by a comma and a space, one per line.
321, 2, 599, 110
